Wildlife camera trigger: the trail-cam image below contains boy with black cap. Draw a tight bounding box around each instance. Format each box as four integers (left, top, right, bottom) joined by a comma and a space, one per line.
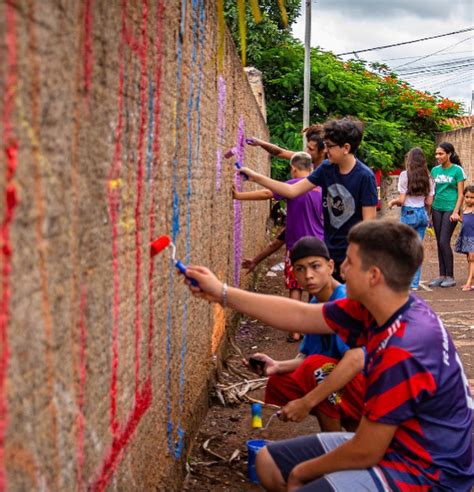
248, 236, 366, 431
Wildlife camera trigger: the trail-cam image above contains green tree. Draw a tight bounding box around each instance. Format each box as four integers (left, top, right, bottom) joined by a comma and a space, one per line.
224, 4, 464, 180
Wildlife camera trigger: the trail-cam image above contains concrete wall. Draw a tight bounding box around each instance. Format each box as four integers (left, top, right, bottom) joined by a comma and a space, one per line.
436, 126, 474, 184
0, 1, 270, 490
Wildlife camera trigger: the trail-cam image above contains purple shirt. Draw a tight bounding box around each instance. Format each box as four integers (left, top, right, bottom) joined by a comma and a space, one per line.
273, 178, 324, 249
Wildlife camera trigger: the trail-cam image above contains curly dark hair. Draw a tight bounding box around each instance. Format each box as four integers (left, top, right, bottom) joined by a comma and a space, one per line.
303, 124, 325, 151
406, 147, 431, 197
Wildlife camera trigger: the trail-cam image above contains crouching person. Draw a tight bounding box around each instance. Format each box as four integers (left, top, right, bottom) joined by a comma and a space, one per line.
248, 236, 366, 432
184, 221, 474, 491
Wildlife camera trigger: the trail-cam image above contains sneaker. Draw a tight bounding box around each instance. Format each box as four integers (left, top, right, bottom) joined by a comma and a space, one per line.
440, 277, 456, 288
428, 277, 444, 287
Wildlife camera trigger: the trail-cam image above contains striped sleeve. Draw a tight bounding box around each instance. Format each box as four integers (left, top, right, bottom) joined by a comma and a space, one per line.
322, 298, 371, 348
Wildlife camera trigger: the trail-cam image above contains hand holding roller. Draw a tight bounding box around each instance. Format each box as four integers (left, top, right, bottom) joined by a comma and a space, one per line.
150, 235, 199, 287
224, 147, 248, 180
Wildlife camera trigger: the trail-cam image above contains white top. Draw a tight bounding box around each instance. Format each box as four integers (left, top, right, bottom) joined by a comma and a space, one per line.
398, 170, 435, 208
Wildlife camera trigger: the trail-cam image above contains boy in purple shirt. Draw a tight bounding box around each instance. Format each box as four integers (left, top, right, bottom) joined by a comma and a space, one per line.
184, 220, 473, 491
234, 151, 323, 342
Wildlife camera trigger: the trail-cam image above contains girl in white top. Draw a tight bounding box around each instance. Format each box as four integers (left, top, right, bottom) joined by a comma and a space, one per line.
389, 147, 434, 290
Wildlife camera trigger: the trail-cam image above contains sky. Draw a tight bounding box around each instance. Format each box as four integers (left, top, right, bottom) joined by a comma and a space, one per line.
292, 0, 473, 113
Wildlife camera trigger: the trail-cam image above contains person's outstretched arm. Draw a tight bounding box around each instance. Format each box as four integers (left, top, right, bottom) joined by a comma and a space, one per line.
388, 193, 406, 209
247, 137, 295, 161
246, 352, 305, 376
280, 348, 365, 422
232, 188, 273, 201
238, 167, 315, 199
185, 266, 332, 335
242, 236, 285, 273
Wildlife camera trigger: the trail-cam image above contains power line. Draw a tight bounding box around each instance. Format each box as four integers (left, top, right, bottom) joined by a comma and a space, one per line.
392, 36, 472, 69
396, 57, 474, 74
379, 51, 472, 62
336, 27, 473, 56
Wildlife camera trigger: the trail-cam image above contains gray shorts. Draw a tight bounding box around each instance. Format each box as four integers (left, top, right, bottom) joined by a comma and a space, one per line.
266, 432, 391, 491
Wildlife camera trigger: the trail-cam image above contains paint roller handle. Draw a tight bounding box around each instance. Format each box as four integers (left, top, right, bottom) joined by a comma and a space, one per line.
234, 161, 248, 180
175, 260, 200, 287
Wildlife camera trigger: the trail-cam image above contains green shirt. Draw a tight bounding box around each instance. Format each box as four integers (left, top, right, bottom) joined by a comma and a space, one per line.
431, 164, 466, 212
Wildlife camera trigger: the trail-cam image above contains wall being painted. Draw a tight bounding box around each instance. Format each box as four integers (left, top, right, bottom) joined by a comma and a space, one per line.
0, 1, 270, 490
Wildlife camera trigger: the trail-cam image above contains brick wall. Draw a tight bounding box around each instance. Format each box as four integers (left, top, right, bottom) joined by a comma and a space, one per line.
0, 1, 270, 490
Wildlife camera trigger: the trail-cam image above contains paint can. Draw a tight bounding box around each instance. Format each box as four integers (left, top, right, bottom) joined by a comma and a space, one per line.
246, 439, 267, 483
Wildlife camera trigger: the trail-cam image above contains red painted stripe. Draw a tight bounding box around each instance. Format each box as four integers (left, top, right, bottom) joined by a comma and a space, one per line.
107, 0, 128, 438
76, 285, 87, 490
133, 0, 149, 397
83, 0, 94, 99
90, 381, 152, 492
0, 3, 19, 489
147, 0, 165, 378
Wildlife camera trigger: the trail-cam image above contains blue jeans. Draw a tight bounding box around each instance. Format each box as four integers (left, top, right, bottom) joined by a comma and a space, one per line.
401, 206, 428, 288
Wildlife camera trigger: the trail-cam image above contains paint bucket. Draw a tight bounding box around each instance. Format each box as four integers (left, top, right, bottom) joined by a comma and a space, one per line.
246, 439, 266, 484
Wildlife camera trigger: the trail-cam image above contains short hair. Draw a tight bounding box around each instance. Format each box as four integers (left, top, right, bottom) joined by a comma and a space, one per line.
348, 220, 423, 292
290, 151, 313, 171
303, 124, 325, 151
323, 117, 364, 154
464, 184, 474, 195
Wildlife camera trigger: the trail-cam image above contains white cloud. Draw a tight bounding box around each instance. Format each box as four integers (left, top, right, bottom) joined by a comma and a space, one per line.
292, 0, 473, 112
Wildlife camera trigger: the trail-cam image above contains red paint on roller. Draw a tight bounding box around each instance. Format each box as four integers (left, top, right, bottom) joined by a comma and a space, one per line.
150, 235, 171, 257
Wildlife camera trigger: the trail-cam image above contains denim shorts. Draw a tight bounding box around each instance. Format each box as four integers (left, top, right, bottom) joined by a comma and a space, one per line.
400, 206, 428, 229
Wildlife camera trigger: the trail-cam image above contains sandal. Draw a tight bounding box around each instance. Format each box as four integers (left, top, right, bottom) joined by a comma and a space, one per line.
461, 285, 473, 291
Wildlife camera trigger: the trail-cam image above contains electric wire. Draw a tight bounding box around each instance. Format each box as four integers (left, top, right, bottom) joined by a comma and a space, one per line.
336, 27, 473, 56
392, 36, 473, 69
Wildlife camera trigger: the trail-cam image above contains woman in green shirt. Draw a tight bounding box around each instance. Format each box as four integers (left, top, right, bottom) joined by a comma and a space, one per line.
429, 142, 466, 288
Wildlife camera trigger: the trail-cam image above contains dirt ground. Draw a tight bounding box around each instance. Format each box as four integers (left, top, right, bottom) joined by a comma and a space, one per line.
183, 231, 473, 491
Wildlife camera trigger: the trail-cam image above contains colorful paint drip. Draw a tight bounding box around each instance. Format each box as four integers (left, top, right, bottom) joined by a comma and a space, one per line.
216, 75, 226, 191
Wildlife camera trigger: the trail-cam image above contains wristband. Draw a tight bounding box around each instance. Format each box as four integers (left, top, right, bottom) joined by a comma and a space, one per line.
221, 282, 228, 307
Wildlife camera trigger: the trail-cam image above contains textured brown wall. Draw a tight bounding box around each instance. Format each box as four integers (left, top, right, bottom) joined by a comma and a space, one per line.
436, 126, 473, 184
0, 1, 269, 490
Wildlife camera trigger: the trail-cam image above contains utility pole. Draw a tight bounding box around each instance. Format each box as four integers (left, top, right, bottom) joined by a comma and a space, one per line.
303, 0, 311, 148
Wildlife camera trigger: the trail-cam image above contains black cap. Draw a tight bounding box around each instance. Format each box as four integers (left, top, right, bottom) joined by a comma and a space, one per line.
290, 236, 330, 264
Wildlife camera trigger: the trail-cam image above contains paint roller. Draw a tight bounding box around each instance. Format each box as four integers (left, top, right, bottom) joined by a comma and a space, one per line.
224, 147, 248, 180
150, 235, 199, 287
